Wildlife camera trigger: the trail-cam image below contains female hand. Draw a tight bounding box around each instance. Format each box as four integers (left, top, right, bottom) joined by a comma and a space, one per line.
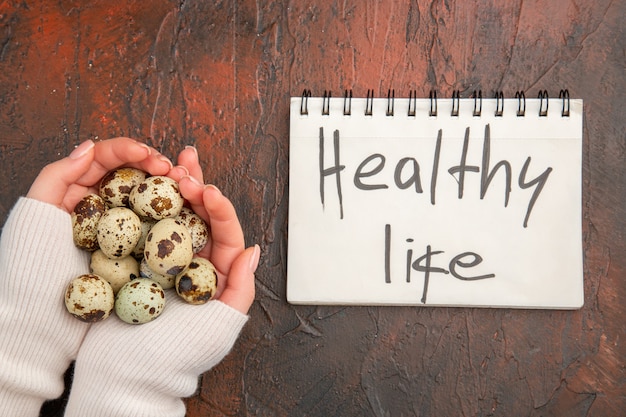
64, 146, 259, 416
27, 137, 173, 212
0, 138, 173, 416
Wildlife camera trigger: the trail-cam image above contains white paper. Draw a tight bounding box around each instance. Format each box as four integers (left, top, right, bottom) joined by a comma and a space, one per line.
287, 96, 583, 308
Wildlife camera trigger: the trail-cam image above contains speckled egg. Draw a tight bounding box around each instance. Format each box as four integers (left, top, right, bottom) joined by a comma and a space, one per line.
175, 207, 209, 253
96, 207, 142, 259
64, 274, 114, 322
131, 218, 156, 259
90, 249, 139, 293
175, 257, 218, 305
99, 167, 147, 208
71, 194, 107, 251
139, 257, 175, 290
144, 218, 193, 276
129, 176, 184, 220
114, 278, 165, 324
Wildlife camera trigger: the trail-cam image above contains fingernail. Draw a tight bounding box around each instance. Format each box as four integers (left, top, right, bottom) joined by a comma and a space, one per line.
69, 140, 95, 159
205, 184, 222, 195
185, 145, 198, 157
183, 174, 204, 187
249, 244, 261, 273
175, 165, 190, 176
157, 154, 173, 170
137, 141, 152, 155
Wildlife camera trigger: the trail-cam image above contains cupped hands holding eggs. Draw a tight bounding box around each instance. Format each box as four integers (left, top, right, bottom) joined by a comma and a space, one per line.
67, 167, 212, 325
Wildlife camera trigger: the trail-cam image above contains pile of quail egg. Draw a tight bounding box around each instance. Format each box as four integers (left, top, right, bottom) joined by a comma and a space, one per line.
64, 167, 217, 325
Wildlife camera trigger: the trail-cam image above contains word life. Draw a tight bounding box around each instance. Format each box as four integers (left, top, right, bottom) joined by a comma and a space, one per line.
384, 224, 495, 304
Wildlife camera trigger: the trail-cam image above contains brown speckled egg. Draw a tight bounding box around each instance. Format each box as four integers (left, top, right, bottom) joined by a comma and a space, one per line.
65, 274, 114, 322
114, 278, 165, 324
90, 249, 139, 293
175, 207, 209, 253
99, 167, 147, 208
131, 218, 156, 259
144, 218, 193, 276
175, 257, 218, 305
129, 176, 184, 220
71, 194, 107, 251
96, 207, 142, 259
139, 257, 175, 289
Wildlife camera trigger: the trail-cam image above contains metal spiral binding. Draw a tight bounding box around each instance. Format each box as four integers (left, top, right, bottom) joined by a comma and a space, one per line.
343, 89, 352, 116
322, 90, 331, 115
515, 91, 526, 117
451, 90, 460, 117
365, 89, 374, 116
559, 89, 570, 117
408, 90, 417, 117
298, 89, 571, 117
538, 90, 549, 117
472, 90, 482, 116
429, 90, 437, 117
494, 91, 504, 117
300, 89, 311, 115
386, 89, 395, 116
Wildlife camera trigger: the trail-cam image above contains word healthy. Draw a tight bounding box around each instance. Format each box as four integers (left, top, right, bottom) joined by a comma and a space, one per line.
318, 124, 552, 228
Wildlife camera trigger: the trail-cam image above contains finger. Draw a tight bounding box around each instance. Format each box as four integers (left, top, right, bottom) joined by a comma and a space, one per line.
177, 176, 209, 220
76, 138, 173, 187
176, 146, 204, 182
217, 245, 259, 314
201, 185, 245, 275
26, 140, 96, 210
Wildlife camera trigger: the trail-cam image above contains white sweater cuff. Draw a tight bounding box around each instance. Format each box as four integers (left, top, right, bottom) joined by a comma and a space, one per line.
0, 197, 90, 415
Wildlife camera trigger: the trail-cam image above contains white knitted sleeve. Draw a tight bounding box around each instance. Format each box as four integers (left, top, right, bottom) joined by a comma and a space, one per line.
0, 197, 90, 416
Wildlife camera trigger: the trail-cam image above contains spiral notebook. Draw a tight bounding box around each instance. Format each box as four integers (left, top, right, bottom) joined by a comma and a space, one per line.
287, 90, 583, 309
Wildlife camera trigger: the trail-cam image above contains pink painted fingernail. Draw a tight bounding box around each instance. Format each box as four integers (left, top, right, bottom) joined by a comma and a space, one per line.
249, 244, 261, 273
69, 140, 95, 159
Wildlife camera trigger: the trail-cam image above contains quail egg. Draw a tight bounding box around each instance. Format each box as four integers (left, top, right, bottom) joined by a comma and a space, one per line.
175, 257, 218, 305
129, 176, 184, 220
64, 274, 114, 322
90, 249, 139, 293
96, 207, 142, 259
139, 257, 175, 289
144, 218, 193, 276
175, 207, 209, 253
71, 194, 107, 251
131, 218, 156, 259
115, 278, 165, 324
99, 167, 147, 208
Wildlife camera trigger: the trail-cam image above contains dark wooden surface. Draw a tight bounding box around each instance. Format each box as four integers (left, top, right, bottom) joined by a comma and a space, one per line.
1, 1, 624, 416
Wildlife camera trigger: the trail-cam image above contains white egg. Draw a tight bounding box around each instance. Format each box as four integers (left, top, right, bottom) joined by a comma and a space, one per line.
96, 207, 142, 259
64, 274, 114, 322
129, 176, 184, 220
114, 278, 165, 324
175, 257, 218, 305
144, 218, 193, 276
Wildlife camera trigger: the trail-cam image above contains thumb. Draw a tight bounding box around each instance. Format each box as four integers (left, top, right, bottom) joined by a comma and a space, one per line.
27, 140, 96, 210
217, 244, 259, 314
